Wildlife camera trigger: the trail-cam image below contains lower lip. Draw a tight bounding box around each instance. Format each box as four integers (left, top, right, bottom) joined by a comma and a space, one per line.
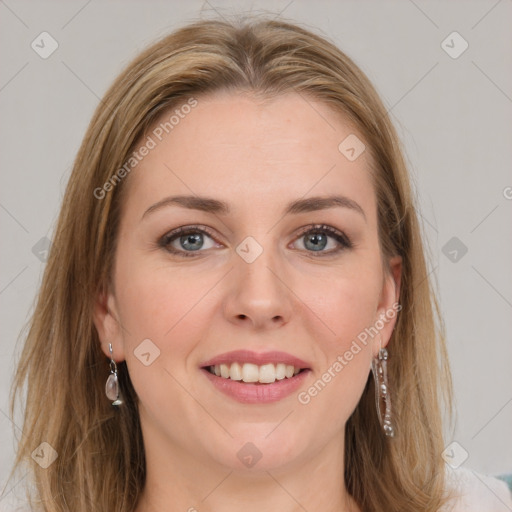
201, 368, 311, 404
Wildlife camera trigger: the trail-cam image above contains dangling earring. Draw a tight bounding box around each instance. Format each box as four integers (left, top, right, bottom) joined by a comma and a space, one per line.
371, 336, 395, 437
105, 343, 123, 406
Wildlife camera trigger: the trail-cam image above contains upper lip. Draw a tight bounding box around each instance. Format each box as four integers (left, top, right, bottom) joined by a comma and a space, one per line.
201, 350, 311, 369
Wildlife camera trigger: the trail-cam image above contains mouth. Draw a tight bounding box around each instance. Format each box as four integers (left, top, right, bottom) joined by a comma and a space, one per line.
203, 362, 307, 384
199, 350, 311, 403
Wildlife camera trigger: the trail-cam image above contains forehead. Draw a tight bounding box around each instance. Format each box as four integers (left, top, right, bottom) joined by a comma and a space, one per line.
121, 91, 376, 222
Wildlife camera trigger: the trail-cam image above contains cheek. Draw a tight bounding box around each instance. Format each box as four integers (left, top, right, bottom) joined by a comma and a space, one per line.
298, 279, 377, 427
113, 256, 222, 385
307, 265, 382, 349
296, 262, 381, 410
115, 252, 209, 337
319, 281, 377, 380
113, 262, 210, 414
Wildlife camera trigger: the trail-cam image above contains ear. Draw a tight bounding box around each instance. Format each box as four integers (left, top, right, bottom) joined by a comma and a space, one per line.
373, 255, 402, 356
92, 284, 126, 362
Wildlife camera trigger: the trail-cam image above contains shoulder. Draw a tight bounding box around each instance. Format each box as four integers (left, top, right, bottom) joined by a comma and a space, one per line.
441, 466, 512, 512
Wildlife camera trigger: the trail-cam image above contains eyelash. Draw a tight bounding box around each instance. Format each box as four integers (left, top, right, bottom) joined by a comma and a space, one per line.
158, 224, 353, 258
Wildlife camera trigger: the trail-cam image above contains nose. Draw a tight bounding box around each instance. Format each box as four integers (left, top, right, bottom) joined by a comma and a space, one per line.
223, 244, 294, 331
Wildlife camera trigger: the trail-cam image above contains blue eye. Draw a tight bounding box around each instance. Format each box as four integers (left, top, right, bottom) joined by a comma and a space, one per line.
159, 225, 219, 257
292, 224, 352, 256
158, 224, 352, 258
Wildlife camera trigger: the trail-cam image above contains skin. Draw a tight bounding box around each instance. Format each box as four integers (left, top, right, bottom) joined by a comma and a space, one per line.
93, 90, 401, 512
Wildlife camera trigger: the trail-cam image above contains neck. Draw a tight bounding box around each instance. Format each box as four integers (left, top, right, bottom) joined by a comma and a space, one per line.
134, 423, 360, 512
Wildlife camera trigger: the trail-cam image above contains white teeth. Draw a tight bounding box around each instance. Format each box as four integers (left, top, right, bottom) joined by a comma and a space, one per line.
259, 364, 276, 384
230, 362, 242, 380
220, 364, 230, 379
242, 363, 259, 383
209, 362, 303, 383
276, 363, 286, 380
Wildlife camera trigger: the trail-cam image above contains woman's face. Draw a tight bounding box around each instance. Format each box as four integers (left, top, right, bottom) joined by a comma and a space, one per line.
94, 91, 401, 474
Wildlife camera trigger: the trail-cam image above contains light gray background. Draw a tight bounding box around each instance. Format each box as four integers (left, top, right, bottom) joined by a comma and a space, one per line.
1, 0, 511, 508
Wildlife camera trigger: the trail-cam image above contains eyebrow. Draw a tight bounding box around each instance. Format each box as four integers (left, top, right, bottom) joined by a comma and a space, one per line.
141, 194, 366, 222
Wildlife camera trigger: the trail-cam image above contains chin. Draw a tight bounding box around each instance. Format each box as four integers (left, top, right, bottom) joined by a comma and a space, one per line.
203, 424, 310, 473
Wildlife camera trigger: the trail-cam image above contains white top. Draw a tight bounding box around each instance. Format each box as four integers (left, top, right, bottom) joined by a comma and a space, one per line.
442, 466, 512, 511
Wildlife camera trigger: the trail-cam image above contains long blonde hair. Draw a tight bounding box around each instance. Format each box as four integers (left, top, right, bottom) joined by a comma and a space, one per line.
9, 17, 453, 512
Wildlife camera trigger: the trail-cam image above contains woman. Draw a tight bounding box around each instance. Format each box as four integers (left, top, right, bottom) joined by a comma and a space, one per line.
8, 17, 511, 512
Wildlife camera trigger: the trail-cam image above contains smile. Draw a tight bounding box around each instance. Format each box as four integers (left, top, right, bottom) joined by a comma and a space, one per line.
200, 350, 311, 403
206, 362, 304, 384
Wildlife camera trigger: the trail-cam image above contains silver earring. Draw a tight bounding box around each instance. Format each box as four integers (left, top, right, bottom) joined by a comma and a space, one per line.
105, 343, 123, 406
371, 339, 395, 437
